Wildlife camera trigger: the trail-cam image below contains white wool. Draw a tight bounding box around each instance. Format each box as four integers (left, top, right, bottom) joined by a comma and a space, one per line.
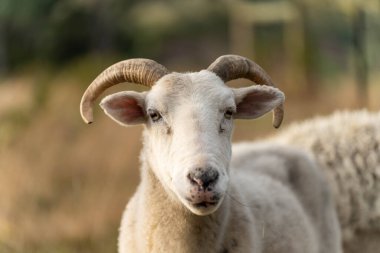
272, 110, 380, 252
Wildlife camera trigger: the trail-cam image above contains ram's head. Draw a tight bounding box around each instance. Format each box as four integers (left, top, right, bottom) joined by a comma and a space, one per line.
80, 55, 284, 215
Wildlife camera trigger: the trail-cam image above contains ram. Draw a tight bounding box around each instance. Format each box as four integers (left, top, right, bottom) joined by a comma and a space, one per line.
80, 55, 341, 253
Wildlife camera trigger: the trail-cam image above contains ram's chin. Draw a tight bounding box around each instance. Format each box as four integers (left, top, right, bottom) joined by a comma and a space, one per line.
182, 197, 224, 216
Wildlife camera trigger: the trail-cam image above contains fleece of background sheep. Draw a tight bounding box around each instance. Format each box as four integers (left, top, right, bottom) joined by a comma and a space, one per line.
273, 110, 380, 240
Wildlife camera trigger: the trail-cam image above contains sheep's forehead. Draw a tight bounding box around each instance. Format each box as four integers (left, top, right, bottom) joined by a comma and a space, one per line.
147, 70, 234, 113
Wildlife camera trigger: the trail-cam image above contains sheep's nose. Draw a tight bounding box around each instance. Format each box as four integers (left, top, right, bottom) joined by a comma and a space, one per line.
187, 168, 219, 189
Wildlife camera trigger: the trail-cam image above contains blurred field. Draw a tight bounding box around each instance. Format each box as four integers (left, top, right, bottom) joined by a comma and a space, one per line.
1, 0, 380, 252
0, 56, 379, 253
0, 59, 141, 253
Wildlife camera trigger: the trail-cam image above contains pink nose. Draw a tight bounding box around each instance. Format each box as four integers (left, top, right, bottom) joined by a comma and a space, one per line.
187, 167, 219, 190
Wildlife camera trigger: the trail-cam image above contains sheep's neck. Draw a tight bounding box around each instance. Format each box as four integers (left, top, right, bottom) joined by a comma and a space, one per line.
141, 163, 229, 253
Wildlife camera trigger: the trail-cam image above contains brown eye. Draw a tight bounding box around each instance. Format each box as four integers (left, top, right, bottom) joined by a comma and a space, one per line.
224, 109, 233, 119
148, 109, 162, 122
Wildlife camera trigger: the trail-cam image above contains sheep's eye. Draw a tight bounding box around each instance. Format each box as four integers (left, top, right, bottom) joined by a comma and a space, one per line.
224, 109, 234, 120
148, 109, 162, 122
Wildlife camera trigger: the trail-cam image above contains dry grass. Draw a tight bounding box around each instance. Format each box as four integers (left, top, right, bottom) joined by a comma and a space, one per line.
0, 77, 142, 252
0, 65, 378, 252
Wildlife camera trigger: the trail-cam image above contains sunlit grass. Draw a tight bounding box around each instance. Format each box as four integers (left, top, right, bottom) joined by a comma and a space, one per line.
0, 58, 378, 252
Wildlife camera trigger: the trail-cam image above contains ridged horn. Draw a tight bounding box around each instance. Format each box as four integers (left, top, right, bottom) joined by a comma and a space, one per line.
80, 59, 169, 124
207, 54, 284, 128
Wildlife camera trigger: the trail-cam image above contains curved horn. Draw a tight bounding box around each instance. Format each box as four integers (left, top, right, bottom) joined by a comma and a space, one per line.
207, 54, 284, 128
80, 59, 169, 124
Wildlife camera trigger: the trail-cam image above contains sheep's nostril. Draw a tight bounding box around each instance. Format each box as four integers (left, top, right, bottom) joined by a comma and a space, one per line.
188, 175, 198, 185
189, 176, 203, 186
188, 168, 219, 189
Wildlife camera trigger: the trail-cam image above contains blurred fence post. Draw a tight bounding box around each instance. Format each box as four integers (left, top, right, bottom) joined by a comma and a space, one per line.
0, 20, 7, 76
336, 0, 380, 106
228, 0, 306, 93
352, 8, 368, 106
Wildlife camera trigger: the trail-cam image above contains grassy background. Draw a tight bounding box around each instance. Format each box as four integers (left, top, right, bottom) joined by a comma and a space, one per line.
1, 0, 380, 252
1, 56, 379, 253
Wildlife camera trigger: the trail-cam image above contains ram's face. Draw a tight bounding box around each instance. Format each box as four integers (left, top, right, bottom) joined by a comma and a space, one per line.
143, 72, 234, 215
100, 71, 284, 215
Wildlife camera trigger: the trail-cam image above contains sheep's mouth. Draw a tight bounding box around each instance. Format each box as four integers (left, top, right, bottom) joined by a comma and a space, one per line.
193, 201, 218, 208
183, 195, 225, 215
180, 186, 226, 215
185, 194, 221, 209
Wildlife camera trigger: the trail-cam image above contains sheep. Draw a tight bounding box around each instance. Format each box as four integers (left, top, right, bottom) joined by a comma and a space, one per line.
271, 110, 380, 252
79, 55, 341, 253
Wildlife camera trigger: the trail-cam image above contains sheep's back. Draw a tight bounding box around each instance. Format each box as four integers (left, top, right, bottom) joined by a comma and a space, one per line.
273, 110, 380, 241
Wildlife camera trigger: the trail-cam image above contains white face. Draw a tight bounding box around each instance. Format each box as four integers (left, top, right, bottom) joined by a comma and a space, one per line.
144, 71, 234, 215
100, 70, 284, 215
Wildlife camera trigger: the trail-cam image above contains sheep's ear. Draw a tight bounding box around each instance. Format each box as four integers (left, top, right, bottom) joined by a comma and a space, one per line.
233, 85, 284, 120
100, 91, 146, 126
